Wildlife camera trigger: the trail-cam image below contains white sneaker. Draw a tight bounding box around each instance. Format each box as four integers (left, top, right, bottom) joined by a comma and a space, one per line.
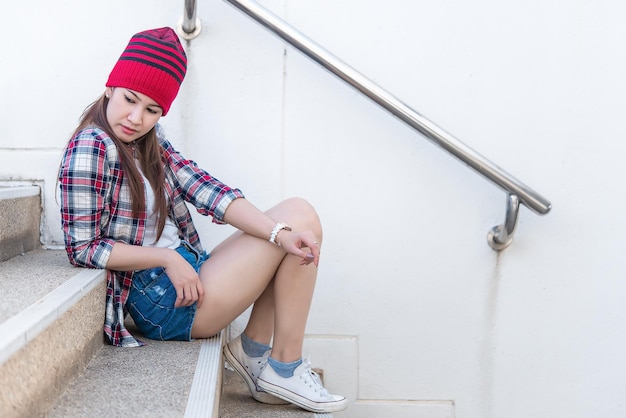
223, 335, 289, 405
257, 357, 348, 413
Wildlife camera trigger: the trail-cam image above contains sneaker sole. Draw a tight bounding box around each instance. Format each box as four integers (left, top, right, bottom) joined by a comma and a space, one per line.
257, 377, 348, 413
223, 344, 289, 405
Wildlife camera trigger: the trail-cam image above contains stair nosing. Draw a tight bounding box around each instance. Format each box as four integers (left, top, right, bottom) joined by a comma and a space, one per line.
0, 185, 40, 200
184, 331, 224, 418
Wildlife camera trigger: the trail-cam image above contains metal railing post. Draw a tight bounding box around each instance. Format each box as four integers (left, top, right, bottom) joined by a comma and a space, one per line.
178, 0, 201, 40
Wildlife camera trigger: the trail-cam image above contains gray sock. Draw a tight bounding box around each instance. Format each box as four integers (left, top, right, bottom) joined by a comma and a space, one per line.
241, 333, 271, 358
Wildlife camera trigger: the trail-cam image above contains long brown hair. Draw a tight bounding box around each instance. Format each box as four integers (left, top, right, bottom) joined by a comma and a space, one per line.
71, 94, 168, 241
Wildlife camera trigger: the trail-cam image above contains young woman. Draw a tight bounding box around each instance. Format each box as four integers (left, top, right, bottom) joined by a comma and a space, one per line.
58, 27, 347, 414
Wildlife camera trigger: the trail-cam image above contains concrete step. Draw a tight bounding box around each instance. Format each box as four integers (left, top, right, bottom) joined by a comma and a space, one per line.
220, 368, 327, 418
0, 249, 106, 418
47, 325, 223, 418
0, 185, 109, 416
0, 249, 76, 325
0, 250, 225, 418
0, 250, 224, 418
0, 185, 41, 262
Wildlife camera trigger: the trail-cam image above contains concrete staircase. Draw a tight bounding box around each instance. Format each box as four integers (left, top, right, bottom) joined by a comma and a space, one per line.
0, 185, 320, 418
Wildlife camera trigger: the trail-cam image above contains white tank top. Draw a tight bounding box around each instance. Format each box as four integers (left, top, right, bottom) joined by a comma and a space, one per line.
136, 161, 181, 249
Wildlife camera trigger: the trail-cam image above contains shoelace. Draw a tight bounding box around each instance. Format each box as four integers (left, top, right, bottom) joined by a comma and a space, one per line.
298, 357, 329, 396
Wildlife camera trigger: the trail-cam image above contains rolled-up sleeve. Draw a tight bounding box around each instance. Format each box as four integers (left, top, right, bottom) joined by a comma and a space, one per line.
160, 138, 244, 223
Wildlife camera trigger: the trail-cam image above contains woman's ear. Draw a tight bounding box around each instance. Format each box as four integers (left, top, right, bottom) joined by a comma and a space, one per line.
105, 87, 113, 99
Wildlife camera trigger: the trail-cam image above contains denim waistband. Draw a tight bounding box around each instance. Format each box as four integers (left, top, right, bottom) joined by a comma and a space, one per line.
176, 241, 209, 269
176, 241, 195, 264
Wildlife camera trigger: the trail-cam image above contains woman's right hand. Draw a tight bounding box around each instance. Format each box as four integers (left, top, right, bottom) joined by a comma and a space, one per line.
164, 251, 205, 308
107, 243, 204, 308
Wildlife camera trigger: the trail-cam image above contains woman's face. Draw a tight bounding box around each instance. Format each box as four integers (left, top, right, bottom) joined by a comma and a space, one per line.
105, 87, 163, 143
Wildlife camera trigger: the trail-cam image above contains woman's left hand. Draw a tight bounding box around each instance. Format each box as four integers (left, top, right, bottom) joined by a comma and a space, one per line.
277, 230, 320, 267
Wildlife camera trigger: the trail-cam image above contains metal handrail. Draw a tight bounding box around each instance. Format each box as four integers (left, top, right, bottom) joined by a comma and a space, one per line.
224, 0, 552, 250
178, 0, 201, 40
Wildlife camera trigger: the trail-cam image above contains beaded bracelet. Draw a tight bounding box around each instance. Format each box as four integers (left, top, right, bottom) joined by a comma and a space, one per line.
269, 222, 292, 246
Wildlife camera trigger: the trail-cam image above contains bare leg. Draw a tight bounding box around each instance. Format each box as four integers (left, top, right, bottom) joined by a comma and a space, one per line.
191, 197, 321, 362
242, 280, 275, 346
268, 246, 317, 361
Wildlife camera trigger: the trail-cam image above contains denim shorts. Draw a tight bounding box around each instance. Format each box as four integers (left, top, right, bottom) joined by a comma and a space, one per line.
127, 242, 209, 341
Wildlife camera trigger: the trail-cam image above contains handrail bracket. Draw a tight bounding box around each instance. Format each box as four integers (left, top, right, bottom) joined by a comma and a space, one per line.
487, 193, 520, 251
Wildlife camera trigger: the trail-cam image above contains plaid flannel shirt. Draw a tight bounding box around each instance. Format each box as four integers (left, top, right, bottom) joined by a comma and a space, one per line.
59, 124, 244, 347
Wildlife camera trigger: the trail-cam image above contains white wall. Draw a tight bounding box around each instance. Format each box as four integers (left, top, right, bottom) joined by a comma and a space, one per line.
1, 1, 625, 417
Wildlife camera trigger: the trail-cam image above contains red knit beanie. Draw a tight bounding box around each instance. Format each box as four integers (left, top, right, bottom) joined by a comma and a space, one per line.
106, 27, 187, 116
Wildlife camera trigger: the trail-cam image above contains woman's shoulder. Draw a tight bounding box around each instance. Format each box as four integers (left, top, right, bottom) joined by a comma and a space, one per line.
72, 125, 114, 145
67, 125, 118, 159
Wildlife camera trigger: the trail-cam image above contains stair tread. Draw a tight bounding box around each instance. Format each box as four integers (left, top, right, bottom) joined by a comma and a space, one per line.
47, 323, 204, 418
0, 249, 76, 324
220, 368, 318, 417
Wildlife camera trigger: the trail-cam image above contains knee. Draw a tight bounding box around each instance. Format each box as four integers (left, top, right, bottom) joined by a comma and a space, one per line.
280, 197, 322, 238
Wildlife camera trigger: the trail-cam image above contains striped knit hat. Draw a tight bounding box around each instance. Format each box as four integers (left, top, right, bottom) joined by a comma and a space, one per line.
106, 27, 187, 116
